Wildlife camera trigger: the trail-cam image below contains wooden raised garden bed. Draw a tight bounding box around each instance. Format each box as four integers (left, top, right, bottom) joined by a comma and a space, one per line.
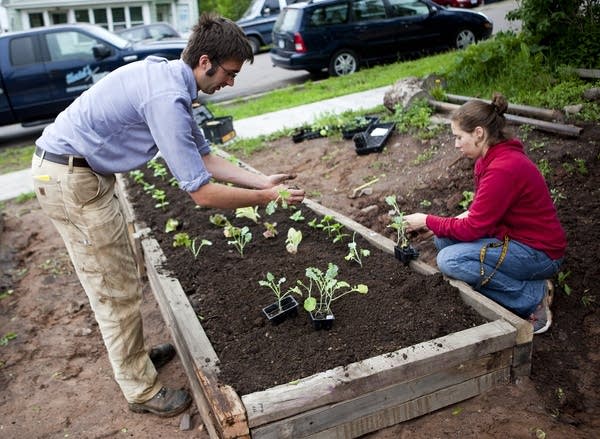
115, 159, 533, 438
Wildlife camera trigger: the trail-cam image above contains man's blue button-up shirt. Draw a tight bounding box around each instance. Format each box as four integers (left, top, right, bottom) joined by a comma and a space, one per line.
36, 57, 212, 192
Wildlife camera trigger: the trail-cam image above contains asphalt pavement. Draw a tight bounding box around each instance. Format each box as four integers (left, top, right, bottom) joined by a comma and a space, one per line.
0, 86, 389, 202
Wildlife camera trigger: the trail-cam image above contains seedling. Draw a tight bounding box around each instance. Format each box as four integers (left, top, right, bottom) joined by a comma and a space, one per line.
262, 222, 278, 238
574, 158, 588, 175
0, 289, 14, 300
550, 188, 566, 205
151, 188, 169, 210
259, 272, 302, 312
173, 232, 212, 259
129, 169, 145, 184
458, 191, 474, 211
209, 213, 230, 228
164, 218, 180, 233
266, 188, 292, 215
309, 215, 348, 243
147, 159, 169, 180
235, 206, 260, 223
581, 290, 595, 307
295, 263, 368, 317
0, 332, 17, 346
289, 210, 305, 222
557, 271, 572, 295
385, 195, 409, 248
386, 195, 419, 264
285, 227, 303, 254
537, 158, 552, 178
345, 233, 370, 267
225, 225, 252, 257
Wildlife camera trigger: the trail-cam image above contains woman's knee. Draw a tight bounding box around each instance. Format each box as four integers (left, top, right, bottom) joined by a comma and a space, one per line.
436, 247, 456, 275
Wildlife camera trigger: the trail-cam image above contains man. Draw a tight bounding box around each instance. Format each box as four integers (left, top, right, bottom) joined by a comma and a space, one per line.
31, 13, 304, 417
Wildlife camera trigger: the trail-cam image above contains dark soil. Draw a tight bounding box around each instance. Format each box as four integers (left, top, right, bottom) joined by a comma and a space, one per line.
125, 169, 488, 395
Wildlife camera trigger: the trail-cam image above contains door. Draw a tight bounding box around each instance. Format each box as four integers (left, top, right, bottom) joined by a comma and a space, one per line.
41, 29, 116, 114
349, 0, 396, 60
386, 0, 439, 52
1, 34, 55, 124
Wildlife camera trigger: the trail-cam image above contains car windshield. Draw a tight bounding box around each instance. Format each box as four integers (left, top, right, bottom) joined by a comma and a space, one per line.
276, 8, 302, 32
241, 0, 267, 19
85, 25, 130, 49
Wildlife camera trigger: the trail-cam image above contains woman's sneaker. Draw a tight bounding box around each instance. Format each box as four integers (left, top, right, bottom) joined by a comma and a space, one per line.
528, 292, 552, 335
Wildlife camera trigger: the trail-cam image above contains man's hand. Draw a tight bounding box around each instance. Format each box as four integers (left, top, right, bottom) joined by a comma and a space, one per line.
272, 183, 305, 205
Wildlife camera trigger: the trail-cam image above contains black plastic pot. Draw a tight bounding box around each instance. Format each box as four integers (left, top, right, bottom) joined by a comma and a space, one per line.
262, 296, 299, 325
292, 128, 324, 143
308, 310, 335, 330
394, 245, 419, 265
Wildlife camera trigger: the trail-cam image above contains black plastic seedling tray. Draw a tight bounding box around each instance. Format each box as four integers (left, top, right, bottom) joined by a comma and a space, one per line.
353, 122, 396, 155
341, 116, 380, 139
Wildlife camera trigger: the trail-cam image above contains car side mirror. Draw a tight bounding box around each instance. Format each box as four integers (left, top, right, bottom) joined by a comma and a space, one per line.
263, 7, 271, 16
93, 44, 111, 59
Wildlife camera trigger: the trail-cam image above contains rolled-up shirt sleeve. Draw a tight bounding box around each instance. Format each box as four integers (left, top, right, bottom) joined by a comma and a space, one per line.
142, 93, 213, 192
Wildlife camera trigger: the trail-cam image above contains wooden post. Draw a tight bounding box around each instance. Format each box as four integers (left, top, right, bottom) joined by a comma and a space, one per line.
429, 100, 583, 138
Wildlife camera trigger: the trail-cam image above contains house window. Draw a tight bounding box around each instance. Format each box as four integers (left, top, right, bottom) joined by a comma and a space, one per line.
29, 12, 44, 28
93, 9, 108, 28
130, 7, 144, 26
112, 7, 126, 30
51, 12, 68, 24
75, 9, 90, 23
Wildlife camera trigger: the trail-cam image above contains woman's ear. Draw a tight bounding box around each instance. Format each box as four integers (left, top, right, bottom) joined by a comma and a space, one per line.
474, 126, 487, 145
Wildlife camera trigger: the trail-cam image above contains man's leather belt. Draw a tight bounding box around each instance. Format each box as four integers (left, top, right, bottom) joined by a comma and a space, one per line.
35, 146, 90, 168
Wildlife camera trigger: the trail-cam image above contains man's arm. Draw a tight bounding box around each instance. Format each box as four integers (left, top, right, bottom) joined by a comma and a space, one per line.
189, 153, 304, 209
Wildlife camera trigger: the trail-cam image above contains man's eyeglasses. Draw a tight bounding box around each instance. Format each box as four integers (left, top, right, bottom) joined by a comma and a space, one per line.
213, 60, 238, 79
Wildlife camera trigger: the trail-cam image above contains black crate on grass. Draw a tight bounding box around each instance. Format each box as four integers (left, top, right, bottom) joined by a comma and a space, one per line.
192, 102, 236, 144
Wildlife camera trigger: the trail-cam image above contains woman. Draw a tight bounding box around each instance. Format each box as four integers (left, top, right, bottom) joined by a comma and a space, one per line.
404, 93, 566, 334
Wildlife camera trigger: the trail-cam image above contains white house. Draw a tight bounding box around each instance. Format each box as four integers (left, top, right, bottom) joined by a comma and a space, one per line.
0, 0, 199, 34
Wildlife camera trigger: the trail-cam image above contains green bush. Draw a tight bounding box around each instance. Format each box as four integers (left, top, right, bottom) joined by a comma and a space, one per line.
444, 33, 552, 101
508, 0, 600, 68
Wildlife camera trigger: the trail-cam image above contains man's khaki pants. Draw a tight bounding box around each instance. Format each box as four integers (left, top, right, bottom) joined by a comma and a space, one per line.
32, 154, 162, 403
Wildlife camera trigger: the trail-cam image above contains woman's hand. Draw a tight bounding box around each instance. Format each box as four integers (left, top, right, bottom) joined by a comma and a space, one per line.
404, 213, 429, 233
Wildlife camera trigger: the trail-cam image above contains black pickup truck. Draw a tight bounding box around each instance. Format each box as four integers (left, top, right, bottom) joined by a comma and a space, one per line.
0, 23, 187, 128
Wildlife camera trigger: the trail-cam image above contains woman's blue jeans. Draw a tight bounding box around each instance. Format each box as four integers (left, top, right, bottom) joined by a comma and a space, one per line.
434, 237, 563, 318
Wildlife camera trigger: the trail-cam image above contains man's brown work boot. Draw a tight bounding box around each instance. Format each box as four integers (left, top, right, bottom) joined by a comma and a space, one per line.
129, 387, 192, 417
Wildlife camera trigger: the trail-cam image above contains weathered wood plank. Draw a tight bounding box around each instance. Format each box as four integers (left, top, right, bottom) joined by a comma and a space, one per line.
253, 366, 511, 439
243, 320, 515, 428
142, 238, 250, 438
575, 68, 600, 79
447, 279, 532, 345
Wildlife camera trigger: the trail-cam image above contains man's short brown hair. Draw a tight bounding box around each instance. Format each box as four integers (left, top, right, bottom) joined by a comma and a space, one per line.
182, 12, 254, 68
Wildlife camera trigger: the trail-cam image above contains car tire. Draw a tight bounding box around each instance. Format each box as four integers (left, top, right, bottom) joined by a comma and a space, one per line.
328, 50, 359, 76
455, 29, 477, 50
248, 36, 261, 55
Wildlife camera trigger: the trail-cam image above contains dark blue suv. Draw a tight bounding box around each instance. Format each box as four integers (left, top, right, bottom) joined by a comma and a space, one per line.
270, 0, 493, 76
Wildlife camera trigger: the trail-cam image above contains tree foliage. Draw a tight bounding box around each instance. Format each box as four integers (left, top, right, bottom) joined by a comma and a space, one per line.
199, 0, 253, 21
508, 0, 600, 68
